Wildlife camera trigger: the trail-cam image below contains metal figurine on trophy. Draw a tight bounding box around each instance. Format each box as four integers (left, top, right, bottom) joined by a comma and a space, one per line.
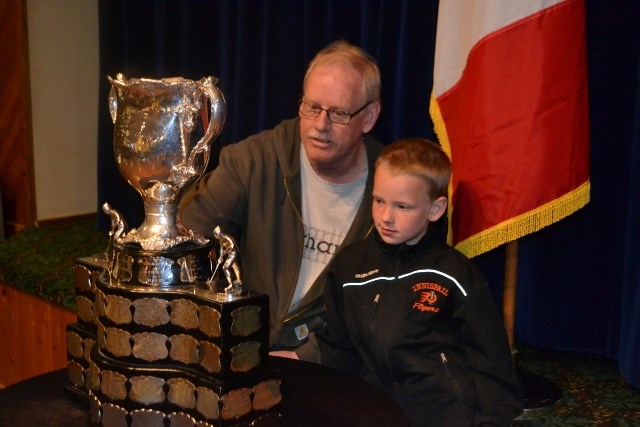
65, 74, 282, 427
208, 226, 243, 297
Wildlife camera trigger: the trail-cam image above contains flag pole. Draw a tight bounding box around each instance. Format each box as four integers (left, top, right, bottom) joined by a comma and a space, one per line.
502, 240, 561, 410
502, 241, 518, 350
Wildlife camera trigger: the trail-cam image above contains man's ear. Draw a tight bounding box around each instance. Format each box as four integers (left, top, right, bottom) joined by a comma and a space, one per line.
428, 196, 448, 222
362, 102, 381, 134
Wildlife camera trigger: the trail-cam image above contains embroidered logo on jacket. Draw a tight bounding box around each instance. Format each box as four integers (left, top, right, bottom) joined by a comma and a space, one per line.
412, 282, 449, 312
354, 269, 379, 279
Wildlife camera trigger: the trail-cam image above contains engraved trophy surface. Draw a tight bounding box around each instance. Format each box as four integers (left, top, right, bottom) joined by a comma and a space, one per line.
108, 73, 226, 251
66, 75, 282, 426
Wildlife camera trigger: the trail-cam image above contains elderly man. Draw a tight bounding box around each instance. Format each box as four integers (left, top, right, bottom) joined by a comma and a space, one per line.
179, 40, 383, 349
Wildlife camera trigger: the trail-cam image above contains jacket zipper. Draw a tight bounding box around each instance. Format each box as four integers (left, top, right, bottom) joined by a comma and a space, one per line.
376, 256, 402, 386
441, 352, 452, 377
372, 293, 381, 322
283, 177, 303, 221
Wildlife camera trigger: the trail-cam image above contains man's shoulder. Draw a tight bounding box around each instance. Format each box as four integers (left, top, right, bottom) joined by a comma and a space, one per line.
218, 117, 299, 173
364, 134, 384, 153
235, 117, 299, 147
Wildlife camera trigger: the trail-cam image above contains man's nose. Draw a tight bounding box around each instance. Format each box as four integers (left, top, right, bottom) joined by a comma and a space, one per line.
313, 109, 332, 129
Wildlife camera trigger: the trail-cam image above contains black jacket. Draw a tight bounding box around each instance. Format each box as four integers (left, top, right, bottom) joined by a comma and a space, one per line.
180, 117, 383, 347
300, 230, 523, 426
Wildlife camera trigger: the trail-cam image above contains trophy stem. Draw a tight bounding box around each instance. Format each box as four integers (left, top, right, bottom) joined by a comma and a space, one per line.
120, 201, 190, 251
140, 201, 180, 239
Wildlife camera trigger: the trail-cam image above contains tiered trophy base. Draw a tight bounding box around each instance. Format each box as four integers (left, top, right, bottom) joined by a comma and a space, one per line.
88, 347, 281, 427
66, 252, 283, 427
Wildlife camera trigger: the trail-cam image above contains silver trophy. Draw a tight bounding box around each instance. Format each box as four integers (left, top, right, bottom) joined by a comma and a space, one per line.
68, 74, 280, 427
108, 73, 226, 251
100, 73, 227, 289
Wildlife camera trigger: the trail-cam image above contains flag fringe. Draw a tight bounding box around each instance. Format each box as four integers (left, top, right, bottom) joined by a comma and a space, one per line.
455, 180, 591, 258
429, 93, 590, 259
429, 93, 455, 246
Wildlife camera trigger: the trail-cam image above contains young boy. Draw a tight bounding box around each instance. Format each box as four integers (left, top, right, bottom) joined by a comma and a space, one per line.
279, 138, 523, 426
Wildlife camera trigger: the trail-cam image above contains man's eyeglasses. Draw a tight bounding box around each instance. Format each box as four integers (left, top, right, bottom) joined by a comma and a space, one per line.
298, 99, 370, 125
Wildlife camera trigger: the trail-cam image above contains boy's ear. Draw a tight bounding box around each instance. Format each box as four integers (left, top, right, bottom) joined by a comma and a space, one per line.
428, 196, 448, 222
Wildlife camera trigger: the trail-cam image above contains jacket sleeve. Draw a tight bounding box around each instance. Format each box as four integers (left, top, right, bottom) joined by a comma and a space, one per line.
455, 265, 524, 425
178, 137, 255, 239
296, 267, 363, 375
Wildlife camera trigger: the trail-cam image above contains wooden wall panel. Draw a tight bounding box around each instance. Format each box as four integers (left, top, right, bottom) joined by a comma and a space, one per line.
0, 0, 37, 237
0, 283, 75, 388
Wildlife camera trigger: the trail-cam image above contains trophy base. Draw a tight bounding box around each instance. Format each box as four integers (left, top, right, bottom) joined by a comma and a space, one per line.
66, 255, 283, 427
110, 241, 215, 289
88, 347, 282, 427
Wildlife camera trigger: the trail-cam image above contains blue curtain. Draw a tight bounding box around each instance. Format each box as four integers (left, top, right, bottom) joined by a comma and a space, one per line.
97, 0, 640, 387
97, 0, 438, 228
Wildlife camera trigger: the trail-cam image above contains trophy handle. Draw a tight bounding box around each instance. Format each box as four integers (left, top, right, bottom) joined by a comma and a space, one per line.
108, 73, 123, 124
188, 77, 227, 168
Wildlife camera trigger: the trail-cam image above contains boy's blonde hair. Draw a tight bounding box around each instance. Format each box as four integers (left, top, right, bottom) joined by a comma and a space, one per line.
375, 138, 451, 200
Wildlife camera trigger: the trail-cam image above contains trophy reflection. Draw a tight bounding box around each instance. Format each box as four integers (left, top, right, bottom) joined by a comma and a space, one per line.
101, 73, 226, 289
108, 73, 226, 251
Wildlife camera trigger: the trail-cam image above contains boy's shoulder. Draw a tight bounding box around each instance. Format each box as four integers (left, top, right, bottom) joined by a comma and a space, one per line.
332, 237, 379, 267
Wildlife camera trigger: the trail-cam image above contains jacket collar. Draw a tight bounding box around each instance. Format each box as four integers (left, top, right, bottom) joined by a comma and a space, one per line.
374, 226, 444, 260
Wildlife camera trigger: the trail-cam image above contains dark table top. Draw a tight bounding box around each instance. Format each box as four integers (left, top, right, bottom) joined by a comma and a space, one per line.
0, 357, 408, 426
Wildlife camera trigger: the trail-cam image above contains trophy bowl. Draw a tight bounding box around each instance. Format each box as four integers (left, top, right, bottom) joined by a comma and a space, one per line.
107, 73, 226, 251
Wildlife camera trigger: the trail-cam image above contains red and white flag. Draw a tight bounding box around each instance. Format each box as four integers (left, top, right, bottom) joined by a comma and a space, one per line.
430, 0, 590, 257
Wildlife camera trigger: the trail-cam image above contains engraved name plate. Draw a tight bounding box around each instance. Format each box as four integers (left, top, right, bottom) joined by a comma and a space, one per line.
97, 323, 107, 350
221, 388, 252, 420
169, 334, 200, 364
170, 299, 200, 329
132, 297, 170, 327
101, 370, 128, 401
113, 252, 133, 282
67, 331, 84, 359
88, 362, 101, 391
167, 377, 196, 409
102, 402, 128, 427
177, 254, 197, 283
230, 341, 261, 373
132, 332, 169, 362
230, 305, 261, 337
130, 408, 166, 427
105, 294, 133, 324
76, 295, 94, 323
168, 411, 198, 427
67, 360, 84, 387
95, 289, 107, 317
138, 256, 174, 287
196, 387, 220, 420
252, 379, 282, 411
83, 338, 95, 362
199, 341, 222, 373
74, 263, 93, 292
198, 306, 221, 338
129, 376, 166, 405
105, 327, 132, 357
